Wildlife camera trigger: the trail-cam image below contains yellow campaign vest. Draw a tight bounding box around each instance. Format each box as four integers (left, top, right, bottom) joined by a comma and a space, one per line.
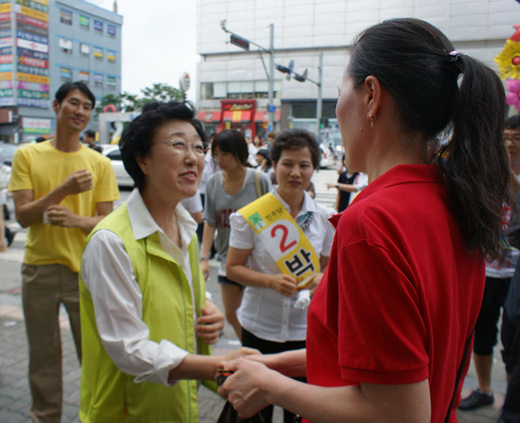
238, 193, 319, 288
79, 204, 215, 423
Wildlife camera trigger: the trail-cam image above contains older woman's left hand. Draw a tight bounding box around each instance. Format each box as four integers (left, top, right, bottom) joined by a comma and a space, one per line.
218, 358, 274, 419
197, 299, 225, 344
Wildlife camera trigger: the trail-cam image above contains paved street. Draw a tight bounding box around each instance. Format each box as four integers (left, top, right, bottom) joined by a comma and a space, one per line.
0, 165, 508, 422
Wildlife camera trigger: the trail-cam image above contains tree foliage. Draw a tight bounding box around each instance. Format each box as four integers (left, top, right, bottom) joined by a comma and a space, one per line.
95, 83, 185, 116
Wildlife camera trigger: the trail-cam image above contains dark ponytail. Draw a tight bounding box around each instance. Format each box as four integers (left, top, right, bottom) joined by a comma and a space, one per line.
437, 56, 509, 258
348, 18, 509, 258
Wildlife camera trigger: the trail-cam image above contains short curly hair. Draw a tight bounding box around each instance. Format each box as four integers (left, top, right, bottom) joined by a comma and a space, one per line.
270, 129, 321, 169
119, 101, 196, 189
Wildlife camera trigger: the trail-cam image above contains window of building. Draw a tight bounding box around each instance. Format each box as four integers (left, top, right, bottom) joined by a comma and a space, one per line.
200, 83, 213, 100
59, 38, 73, 55
200, 80, 280, 100
106, 50, 116, 63
107, 24, 116, 38
60, 9, 72, 25
94, 73, 103, 87
107, 76, 116, 90
93, 19, 103, 33
93, 47, 103, 61
80, 43, 90, 56
60, 67, 72, 82
78, 71, 89, 83
213, 82, 227, 99
79, 15, 89, 30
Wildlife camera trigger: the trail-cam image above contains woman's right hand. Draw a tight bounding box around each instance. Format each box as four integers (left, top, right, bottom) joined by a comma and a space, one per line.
268, 274, 297, 297
201, 258, 210, 281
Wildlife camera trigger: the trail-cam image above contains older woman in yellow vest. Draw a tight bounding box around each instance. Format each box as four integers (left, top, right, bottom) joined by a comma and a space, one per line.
79, 102, 258, 423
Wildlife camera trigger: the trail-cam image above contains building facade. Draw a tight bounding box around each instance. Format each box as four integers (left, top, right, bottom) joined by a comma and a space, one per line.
196, 0, 516, 144
0, 0, 122, 143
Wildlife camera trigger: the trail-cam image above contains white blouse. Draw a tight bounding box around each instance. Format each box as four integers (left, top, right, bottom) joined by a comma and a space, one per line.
229, 189, 335, 342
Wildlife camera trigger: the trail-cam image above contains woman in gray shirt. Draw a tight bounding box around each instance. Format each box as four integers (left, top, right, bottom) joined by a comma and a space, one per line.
200, 130, 271, 340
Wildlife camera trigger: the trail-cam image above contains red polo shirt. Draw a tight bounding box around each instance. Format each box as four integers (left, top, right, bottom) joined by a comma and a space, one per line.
306, 164, 485, 422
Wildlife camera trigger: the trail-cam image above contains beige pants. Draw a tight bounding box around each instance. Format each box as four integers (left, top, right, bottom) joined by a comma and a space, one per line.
22, 264, 82, 423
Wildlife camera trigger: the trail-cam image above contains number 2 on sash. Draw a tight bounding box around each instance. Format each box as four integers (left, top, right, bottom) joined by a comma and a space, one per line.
271, 224, 297, 253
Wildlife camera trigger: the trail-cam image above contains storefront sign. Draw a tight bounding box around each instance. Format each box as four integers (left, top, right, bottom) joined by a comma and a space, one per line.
93, 19, 103, 32
0, 3, 11, 14
17, 21, 48, 36
0, 97, 14, 106
0, 63, 12, 72
17, 38, 49, 53
107, 24, 116, 36
17, 72, 49, 84
0, 88, 12, 97
18, 97, 49, 108
0, 71, 12, 80
16, 5, 48, 22
17, 30, 48, 44
23, 117, 51, 135
18, 89, 49, 99
221, 99, 255, 111
17, 64, 48, 76
79, 71, 89, 82
17, 81, 49, 91
93, 47, 103, 58
19, 56, 47, 68
0, 37, 12, 48
79, 15, 89, 28
17, 47, 48, 60
16, 0, 48, 13
16, 13, 48, 29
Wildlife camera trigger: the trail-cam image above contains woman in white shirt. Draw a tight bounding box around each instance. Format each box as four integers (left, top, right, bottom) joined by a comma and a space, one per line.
226, 128, 335, 423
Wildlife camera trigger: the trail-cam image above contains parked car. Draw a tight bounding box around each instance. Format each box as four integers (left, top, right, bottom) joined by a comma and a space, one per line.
319, 143, 333, 168
1, 143, 21, 166
102, 145, 134, 188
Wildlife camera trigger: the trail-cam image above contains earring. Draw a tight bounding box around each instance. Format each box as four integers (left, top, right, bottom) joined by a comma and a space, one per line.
369, 115, 376, 129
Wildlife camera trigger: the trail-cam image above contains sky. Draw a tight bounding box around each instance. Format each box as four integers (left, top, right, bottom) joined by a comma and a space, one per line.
95, 0, 198, 101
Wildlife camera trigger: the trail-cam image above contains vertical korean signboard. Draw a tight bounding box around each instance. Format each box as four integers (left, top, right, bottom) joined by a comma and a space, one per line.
15, 0, 50, 108
0, 0, 13, 105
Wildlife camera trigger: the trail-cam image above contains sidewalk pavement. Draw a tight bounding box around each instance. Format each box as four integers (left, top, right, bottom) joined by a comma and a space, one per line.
0, 223, 508, 422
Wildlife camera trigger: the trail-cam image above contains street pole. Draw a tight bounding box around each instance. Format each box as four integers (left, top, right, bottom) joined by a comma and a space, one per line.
221, 20, 276, 133
268, 23, 275, 133
316, 51, 323, 141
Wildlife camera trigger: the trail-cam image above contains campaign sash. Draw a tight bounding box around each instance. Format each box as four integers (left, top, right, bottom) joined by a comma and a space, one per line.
238, 193, 319, 288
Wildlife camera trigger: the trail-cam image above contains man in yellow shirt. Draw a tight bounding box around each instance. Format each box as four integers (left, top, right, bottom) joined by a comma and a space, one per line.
8, 81, 119, 423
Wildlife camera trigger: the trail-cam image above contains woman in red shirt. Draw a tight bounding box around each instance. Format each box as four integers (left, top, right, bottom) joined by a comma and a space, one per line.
218, 18, 510, 423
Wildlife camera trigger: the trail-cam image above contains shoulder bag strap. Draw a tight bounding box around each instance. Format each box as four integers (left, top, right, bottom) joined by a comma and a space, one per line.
444, 327, 475, 423
254, 169, 262, 198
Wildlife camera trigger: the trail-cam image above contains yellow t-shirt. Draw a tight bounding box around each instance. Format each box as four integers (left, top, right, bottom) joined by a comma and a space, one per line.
8, 141, 120, 272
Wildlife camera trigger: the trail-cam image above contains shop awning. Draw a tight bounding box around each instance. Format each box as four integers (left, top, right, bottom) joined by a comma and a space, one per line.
197, 110, 221, 123
254, 110, 281, 122
222, 110, 252, 123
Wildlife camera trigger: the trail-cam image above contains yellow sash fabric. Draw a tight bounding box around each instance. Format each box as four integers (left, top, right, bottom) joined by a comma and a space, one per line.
238, 193, 319, 287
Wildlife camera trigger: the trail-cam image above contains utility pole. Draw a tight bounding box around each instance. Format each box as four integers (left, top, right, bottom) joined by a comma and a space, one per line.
221, 20, 276, 132
268, 23, 275, 132
312, 52, 323, 140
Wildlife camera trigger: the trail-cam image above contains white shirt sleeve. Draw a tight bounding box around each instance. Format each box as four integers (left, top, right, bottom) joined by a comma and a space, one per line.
81, 230, 189, 386
180, 195, 203, 214
229, 212, 254, 250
